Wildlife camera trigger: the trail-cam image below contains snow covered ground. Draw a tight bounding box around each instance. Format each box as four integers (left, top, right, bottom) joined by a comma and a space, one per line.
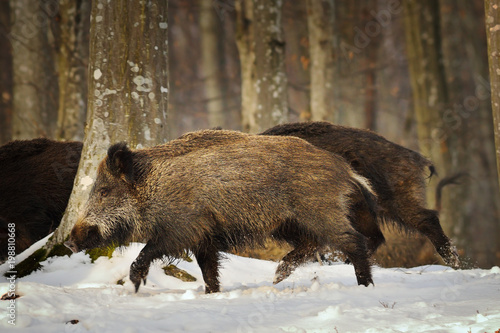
1, 238, 499, 333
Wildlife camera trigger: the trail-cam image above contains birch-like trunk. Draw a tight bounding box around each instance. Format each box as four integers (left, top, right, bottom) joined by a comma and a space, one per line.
47, 0, 169, 248
252, 0, 288, 133
306, 0, 335, 121
236, 0, 288, 134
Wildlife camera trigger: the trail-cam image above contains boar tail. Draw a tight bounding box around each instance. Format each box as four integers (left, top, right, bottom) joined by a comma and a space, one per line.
435, 172, 467, 211
428, 165, 438, 179
351, 173, 379, 220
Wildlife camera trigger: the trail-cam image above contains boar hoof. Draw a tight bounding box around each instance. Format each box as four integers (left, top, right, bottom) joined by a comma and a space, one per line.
131, 275, 147, 293
357, 275, 374, 287
273, 273, 285, 285
130, 265, 149, 293
447, 246, 461, 269
273, 261, 292, 284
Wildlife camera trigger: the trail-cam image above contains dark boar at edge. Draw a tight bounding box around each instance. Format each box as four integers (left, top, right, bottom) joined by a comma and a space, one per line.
0, 138, 82, 262
260, 121, 460, 268
66, 130, 378, 293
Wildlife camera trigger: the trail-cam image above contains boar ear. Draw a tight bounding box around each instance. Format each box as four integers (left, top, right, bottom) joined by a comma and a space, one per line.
107, 142, 134, 183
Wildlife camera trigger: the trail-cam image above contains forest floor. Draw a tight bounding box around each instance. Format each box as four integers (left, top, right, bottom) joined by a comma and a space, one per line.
1, 236, 499, 333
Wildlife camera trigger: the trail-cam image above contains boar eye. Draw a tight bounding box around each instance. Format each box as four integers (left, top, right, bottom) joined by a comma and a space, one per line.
99, 188, 110, 197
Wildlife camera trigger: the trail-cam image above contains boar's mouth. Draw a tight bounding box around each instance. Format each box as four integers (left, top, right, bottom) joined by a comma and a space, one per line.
65, 224, 102, 253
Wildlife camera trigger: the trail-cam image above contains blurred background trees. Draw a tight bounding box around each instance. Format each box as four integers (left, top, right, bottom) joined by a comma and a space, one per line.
0, 0, 499, 268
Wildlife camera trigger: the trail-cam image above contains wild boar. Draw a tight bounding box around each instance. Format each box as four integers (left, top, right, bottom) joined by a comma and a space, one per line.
65, 130, 378, 293
0, 138, 82, 262
261, 121, 460, 268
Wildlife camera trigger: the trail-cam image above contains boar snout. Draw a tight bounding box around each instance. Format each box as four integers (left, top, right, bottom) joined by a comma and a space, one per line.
65, 223, 101, 253
64, 239, 79, 253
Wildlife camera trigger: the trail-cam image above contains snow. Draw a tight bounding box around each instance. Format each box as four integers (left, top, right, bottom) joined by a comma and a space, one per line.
1, 241, 499, 333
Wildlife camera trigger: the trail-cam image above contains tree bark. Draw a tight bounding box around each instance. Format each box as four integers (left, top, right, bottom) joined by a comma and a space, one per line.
199, 0, 226, 129
306, 0, 335, 121
9, 0, 59, 139
47, 0, 169, 248
282, 0, 310, 122
235, 0, 258, 133
252, 0, 288, 133
236, 0, 288, 134
56, 0, 90, 141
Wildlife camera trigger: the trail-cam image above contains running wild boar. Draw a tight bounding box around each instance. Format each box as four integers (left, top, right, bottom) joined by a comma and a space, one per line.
261, 121, 460, 268
65, 130, 378, 293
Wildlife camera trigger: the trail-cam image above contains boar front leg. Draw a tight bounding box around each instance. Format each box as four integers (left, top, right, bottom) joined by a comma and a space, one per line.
130, 241, 163, 292
194, 241, 221, 294
337, 231, 373, 287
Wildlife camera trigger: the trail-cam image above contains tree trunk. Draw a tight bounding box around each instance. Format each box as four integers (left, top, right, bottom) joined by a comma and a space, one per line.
332, 1, 381, 128
199, 0, 226, 129
306, 0, 335, 121
9, 0, 59, 139
0, 0, 12, 144
46, 0, 169, 249
252, 0, 288, 133
235, 0, 258, 133
282, 0, 310, 122
403, 1, 452, 217
236, 0, 288, 134
486, 0, 500, 191
56, 0, 91, 141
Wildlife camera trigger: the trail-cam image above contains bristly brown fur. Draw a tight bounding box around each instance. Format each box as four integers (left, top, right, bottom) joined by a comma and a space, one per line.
67, 129, 378, 293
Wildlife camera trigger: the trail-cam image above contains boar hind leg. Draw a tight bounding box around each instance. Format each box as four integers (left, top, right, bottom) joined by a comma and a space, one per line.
194, 242, 221, 294
411, 209, 460, 268
130, 241, 164, 292
273, 242, 317, 284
